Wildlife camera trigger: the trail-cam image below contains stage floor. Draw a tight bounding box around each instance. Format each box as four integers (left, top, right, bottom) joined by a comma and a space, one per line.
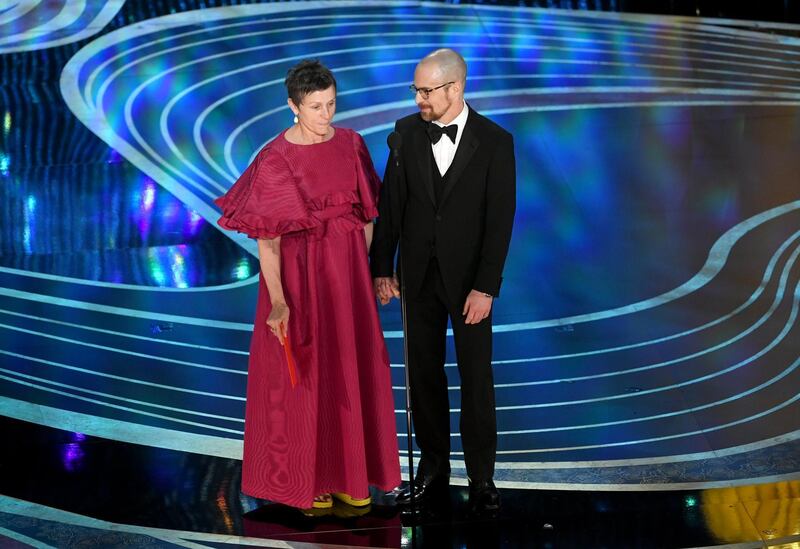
1, 416, 799, 548
1, 0, 800, 547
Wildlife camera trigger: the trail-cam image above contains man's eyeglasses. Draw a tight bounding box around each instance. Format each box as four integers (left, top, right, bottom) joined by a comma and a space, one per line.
409, 81, 454, 99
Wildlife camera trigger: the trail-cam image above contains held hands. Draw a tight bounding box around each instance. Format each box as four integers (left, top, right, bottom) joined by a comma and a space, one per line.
374, 276, 400, 305
267, 302, 289, 345
463, 290, 493, 324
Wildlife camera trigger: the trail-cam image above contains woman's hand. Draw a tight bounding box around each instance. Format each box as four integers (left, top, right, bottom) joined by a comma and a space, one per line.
373, 276, 400, 305
267, 302, 290, 345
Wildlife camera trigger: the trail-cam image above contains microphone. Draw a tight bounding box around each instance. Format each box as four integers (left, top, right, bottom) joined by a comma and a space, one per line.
387, 131, 402, 167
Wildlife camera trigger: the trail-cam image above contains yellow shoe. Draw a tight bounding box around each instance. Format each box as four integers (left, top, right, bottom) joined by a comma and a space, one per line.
311, 493, 333, 509
333, 503, 372, 518
332, 492, 371, 507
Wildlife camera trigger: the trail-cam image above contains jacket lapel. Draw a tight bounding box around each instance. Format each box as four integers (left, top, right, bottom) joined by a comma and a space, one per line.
439, 113, 479, 207
412, 117, 437, 206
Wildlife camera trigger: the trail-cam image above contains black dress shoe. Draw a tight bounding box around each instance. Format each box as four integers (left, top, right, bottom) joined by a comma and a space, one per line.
467, 479, 500, 517
394, 475, 449, 506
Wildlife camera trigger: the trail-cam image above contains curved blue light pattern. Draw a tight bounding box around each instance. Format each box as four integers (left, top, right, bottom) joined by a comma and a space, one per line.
0, 2, 795, 486
0, 1, 126, 54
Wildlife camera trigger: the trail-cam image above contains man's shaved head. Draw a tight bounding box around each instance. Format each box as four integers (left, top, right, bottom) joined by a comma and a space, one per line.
417, 48, 467, 85
413, 48, 467, 123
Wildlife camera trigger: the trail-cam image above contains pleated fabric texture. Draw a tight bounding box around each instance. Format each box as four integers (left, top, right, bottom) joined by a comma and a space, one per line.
215, 127, 401, 508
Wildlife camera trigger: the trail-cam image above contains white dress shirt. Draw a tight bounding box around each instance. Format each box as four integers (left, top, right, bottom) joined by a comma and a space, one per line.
431, 101, 469, 176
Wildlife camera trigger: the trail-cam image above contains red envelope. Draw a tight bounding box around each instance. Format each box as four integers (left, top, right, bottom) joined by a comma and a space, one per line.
283, 333, 298, 388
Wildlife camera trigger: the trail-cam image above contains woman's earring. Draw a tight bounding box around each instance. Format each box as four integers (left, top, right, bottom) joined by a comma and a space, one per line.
293, 115, 298, 124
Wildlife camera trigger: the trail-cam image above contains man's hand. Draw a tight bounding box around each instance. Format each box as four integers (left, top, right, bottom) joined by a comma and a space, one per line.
373, 276, 401, 305
462, 290, 493, 324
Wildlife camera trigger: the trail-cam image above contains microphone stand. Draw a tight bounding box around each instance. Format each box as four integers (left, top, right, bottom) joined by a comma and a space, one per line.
399, 240, 417, 516
385, 132, 419, 520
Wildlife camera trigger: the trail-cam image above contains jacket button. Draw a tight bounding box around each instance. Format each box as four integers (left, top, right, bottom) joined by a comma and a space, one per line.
435, 215, 442, 221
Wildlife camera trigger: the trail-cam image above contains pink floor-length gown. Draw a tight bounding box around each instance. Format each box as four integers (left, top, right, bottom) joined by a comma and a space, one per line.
215, 127, 401, 508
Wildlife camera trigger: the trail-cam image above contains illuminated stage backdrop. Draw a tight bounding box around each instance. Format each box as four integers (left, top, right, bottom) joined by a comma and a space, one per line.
2, 1, 799, 488
0, 1, 126, 54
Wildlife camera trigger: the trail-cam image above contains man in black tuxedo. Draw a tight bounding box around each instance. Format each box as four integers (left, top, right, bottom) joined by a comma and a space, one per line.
371, 49, 516, 517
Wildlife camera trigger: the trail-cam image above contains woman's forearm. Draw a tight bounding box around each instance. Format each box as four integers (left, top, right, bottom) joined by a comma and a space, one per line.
364, 222, 374, 252
257, 237, 286, 305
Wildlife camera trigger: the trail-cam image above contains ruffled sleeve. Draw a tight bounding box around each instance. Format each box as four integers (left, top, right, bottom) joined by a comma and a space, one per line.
214, 145, 318, 239
351, 130, 381, 222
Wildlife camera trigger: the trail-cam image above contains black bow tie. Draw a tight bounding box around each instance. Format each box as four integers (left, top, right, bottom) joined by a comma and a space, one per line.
426, 123, 458, 144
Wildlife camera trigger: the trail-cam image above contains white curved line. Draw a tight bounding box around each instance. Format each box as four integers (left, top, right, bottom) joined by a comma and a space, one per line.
190, 79, 281, 183
18, 252, 797, 446
2, 202, 799, 337
239, 89, 800, 178
407, 232, 800, 388
62, 57, 259, 258
1, 368, 244, 424
0, 308, 248, 355
526, 350, 799, 433
0, 374, 244, 435
336, 87, 800, 130
94, 7, 800, 184
485, 198, 800, 333
83, 15, 475, 107
40, 2, 800, 466
0, 396, 244, 460
499, 276, 800, 433
0, 349, 246, 401
458, 0, 800, 40
496, 230, 800, 366
80, 7, 798, 107
502, 347, 800, 434
0, 525, 57, 549
91, 8, 800, 113
112, 34, 800, 190
422, 268, 800, 414
0, 322, 246, 375
218, 72, 800, 177
390, 229, 800, 373
62, 5, 800, 255
375, 200, 800, 337
8, 234, 796, 433
127, 41, 522, 204
398, 353, 800, 453
124, 38, 444, 195
4, 392, 798, 471
12, 205, 797, 413
0, 286, 252, 329
0, 1, 125, 54
489, 361, 800, 454
221, 63, 800, 174
0, 0, 38, 26
0, 265, 258, 291
0, 0, 85, 48
177, 35, 800, 179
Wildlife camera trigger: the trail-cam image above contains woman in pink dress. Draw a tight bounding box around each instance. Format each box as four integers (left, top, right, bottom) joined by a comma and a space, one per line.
215, 60, 400, 511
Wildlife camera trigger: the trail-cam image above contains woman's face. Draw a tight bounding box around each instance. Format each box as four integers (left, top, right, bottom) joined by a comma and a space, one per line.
291, 86, 336, 136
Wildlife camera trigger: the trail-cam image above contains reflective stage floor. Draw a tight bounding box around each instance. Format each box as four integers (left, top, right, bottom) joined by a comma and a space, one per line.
1, 0, 800, 547
1, 416, 799, 548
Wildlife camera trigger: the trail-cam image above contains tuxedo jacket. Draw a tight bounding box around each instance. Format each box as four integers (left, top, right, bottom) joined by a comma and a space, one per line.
370, 107, 516, 306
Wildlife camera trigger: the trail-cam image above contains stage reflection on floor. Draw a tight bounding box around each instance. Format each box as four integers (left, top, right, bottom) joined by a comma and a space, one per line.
1, 417, 798, 548
1, 0, 800, 494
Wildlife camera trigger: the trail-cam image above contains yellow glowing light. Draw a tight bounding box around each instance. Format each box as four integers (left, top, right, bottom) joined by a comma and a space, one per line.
702, 481, 800, 543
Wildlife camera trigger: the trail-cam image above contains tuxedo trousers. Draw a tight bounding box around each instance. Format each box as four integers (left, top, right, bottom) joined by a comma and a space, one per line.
405, 257, 497, 481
